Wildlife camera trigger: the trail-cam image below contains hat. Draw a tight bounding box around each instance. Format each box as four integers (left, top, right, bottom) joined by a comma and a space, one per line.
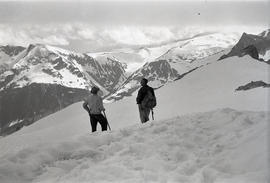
91, 86, 100, 94
140, 78, 148, 86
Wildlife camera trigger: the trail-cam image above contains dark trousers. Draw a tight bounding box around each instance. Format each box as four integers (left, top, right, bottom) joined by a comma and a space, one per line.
89, 114, 108, 132
138, 104, 151, 123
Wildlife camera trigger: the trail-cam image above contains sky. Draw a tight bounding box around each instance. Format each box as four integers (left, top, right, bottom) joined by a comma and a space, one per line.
0, 0, 269, 52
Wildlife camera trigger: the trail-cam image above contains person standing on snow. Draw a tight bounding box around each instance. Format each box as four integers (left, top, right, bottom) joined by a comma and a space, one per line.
83, 86, 108, 132
136, 78, 156, 123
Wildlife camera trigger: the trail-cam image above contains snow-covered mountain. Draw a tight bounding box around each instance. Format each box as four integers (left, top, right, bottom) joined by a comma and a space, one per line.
89, 32, 240, 75
106, 32, 239, 101
0, 44, 127, 135
0, 44, 127, 92
0, 47, 268, 182
219, 29, 270, 63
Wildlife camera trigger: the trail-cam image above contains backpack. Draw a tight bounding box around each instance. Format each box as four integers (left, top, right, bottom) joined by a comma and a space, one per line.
141, 89, 156, 109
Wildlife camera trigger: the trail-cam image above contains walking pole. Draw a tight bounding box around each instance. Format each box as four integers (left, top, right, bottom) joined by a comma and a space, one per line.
151, 109, 154, 120
103, 111, 111, 131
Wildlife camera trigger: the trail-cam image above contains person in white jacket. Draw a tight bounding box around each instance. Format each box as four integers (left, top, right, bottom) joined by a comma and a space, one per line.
83, 86, 107, 132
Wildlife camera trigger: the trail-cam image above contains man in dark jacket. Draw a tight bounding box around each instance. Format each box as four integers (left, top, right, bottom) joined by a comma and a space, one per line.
136, 78, 155, 123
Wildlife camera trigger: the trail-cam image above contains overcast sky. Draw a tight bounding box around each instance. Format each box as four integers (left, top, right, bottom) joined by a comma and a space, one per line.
0, 0, 269, 52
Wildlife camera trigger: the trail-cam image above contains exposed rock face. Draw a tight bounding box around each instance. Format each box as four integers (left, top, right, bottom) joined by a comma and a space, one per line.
0, 45, 25, 57
0, 83, 90, 136
0, 45, 26, 74
70, 54, 127, 93
242, 45, 259, 60
106, 59, 180, 101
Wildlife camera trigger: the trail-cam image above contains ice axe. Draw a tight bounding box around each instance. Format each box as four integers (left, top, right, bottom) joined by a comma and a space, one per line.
102, 111, 111, 131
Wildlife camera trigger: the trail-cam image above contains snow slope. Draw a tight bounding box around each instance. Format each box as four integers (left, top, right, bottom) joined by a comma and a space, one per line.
154, 55, 269, 119
0, 109, 268, 183
0, 54, 269, 182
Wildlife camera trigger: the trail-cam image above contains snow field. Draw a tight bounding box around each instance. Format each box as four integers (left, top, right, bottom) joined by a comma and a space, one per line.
0, 109, 268, 183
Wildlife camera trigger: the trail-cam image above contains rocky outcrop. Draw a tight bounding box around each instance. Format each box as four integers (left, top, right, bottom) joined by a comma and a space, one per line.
235, 80, 270, 91
219, 31, 270, 64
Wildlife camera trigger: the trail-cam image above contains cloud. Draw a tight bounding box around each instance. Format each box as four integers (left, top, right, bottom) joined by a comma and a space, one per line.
0, 23, 95, 46
40, 35, 69, 45
101, 26, 176, 46
77, 29, 95, 40
0, 23, 178, 48
0, 23, 268, 52
0, 24, 70, 46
